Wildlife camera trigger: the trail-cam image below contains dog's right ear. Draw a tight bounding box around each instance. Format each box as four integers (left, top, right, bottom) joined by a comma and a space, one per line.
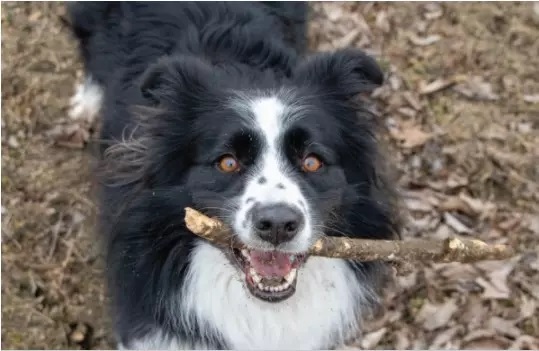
139, 55, 214, 105
293, 48, 384, 99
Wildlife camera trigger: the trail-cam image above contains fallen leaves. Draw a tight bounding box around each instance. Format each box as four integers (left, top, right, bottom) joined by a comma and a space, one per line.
419, 78, 459, 95
443, 212, 472, 234
308, 2, 539, 350
438, 193, 496, 220
522, 94, 539, 103
408, 33, 441, 46
387, 119, 433, 149
453, 76, 499, 101
47, 124, 90, 149
475, 260, 516, 299
416, 298, 459, 331
360, 328, 387, 349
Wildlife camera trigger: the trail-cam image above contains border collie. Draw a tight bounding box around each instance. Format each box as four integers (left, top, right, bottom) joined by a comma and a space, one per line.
67, 2, 400, 349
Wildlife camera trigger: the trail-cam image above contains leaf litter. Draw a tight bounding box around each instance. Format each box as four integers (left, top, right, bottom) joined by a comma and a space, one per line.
311, 2, 539, 349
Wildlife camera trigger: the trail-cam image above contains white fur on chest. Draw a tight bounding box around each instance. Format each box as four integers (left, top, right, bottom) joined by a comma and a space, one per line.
176, 242, 368, 350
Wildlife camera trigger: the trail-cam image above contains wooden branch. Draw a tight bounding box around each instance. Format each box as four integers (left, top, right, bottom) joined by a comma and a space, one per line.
184, 207, 514, 264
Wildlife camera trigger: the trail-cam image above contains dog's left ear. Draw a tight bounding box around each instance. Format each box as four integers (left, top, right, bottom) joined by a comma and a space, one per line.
293, 48, 384, 98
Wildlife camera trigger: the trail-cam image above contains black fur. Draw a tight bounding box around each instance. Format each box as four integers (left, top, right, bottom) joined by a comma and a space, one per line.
67, 2, 399, 349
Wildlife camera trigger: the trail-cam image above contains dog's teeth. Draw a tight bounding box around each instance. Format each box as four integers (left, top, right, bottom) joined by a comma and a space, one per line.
289, 254, 296, 261
250, 269, 262, 283
258, 283, 265, 290
241, 249, 250, 260
285, 268, 297, 283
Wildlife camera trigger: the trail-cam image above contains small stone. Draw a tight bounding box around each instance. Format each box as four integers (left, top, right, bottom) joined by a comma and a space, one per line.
7, 135, 19, 148
69, 323, 88, 343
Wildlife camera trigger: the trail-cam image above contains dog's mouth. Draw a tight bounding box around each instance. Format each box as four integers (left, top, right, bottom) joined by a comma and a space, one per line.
232, 248, 306, 302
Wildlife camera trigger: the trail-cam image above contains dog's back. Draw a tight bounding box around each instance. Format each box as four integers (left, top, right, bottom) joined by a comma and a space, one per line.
67, 2, 307, 88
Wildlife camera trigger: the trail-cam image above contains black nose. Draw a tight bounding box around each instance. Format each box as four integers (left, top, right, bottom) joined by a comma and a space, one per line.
252, 204, 304, 245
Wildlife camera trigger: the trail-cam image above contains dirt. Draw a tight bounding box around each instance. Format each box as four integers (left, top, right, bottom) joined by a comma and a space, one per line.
1, 2, 538, 349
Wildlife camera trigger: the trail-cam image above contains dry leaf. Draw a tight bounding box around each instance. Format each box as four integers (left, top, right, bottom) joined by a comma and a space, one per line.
509, 335, 539, 350
47, 124, 91, 149
388, 74, 402, 91
360, 328, 387, 349
439, 193, 496, 219
462, 329, 508, 350
375, 11, 391, 33
436, 262, 477, 281
419, 78, 456, 95
397, 270, 418, 290
464, 337, 508, 349
445, 173, 469, 189
333, 28, 362, 48
424, 3, 443, 20
519, 295, 538, 320
479, 123, 507, 141
429, 326, 462, 349
462, 328, 511, 349
416, 299, 458, 331
394, 329, 411, 350
7, 135, 20, 148
459, 193, 496, 218
432, 224, 453, 240
387, 120, 432, 148
438, 196, 471, 214
443, 212, 472, 234
488, 317, 521, 338
408, 33, 441, 46
522, 94, 539, 103
397, 107, 417, 118
402, 91, 423, 110
454, 76, 499, 101
459, 296, 488, 330
402, 189, 440, 210
475, 260, 515, 299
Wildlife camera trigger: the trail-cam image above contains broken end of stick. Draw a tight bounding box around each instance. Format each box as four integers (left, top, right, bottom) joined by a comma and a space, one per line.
444, 237, 514, 263
184, 207, 226, 239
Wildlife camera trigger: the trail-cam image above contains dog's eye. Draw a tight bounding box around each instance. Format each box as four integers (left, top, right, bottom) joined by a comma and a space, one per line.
302, 154, 323, 172
217, 155, 240, 173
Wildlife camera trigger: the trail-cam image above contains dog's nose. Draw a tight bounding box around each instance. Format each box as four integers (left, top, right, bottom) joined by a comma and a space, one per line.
252, 204, 304, 245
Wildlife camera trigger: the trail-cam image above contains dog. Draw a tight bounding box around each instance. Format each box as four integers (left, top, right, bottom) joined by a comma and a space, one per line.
67, 2, 400, 349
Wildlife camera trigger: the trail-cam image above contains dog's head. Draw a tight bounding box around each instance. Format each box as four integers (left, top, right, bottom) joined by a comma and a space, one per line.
109, 49, 398, 303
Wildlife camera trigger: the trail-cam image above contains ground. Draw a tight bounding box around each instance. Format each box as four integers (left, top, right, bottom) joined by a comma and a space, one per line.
1, 2, 538, 349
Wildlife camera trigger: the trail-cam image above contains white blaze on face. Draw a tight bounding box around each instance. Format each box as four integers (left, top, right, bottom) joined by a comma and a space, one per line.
232, 95, 313, 253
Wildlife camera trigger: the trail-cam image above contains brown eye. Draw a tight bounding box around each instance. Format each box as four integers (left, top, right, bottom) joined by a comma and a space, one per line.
218, 155, 240, 173
302, 155, 323, 172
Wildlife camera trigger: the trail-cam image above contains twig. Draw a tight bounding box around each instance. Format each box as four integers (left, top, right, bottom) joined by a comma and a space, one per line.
47, 212, 63, 262
184, 207, 514, 263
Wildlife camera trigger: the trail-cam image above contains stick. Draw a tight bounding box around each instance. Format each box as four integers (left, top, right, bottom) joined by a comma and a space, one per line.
184, 207, 514, 263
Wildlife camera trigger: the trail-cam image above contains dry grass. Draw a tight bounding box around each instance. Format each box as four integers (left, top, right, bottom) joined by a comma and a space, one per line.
2, 2, 538, 349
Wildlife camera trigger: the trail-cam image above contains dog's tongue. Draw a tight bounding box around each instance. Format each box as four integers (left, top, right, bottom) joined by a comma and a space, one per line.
249, 251, 292, 277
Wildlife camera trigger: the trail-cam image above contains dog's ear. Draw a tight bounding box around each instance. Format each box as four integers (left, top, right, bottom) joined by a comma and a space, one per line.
139, 55, 214, 105
293, 48, 384, 98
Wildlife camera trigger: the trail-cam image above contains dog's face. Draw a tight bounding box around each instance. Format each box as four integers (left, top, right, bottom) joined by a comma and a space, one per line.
133, 49, 394, 303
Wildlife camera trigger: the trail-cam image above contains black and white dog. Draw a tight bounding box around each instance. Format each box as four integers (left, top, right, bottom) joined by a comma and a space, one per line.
67, 2, 400, 349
